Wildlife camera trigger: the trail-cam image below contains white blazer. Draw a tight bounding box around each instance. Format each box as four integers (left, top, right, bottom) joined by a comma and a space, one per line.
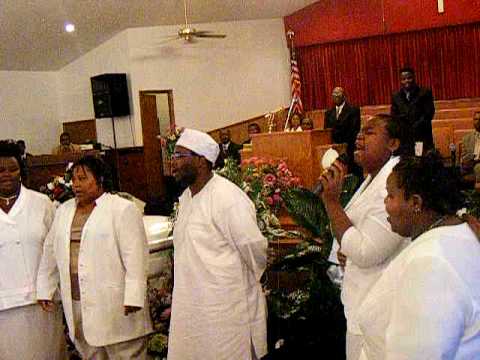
37, 193, 152, 346
330, 156, 410, 334
0, 186, 55, 310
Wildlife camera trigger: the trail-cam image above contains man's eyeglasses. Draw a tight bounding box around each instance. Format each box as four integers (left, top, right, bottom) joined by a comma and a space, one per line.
171, 152, 198, 160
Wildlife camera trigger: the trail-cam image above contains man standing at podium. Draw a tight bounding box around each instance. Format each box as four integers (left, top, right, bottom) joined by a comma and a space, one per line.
325, 87, 362, 177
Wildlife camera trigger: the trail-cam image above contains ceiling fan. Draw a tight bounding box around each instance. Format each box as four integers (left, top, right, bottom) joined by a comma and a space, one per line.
173, 0, 227, 42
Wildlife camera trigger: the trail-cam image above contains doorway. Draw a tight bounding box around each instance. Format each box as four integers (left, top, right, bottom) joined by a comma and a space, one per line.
139, 90, 175, 204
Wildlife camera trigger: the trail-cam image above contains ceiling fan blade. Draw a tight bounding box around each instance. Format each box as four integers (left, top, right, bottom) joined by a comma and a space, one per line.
193, 30, 213, 35
152, 36, 181, 45
195, 33, 227, 38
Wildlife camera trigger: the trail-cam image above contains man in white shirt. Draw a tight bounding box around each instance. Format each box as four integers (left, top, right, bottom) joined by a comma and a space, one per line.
167, 128, 268, 360
461, 111, 480, 181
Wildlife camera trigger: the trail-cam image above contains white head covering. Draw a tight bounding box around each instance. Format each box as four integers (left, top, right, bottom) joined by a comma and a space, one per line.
175, 128, 220, 164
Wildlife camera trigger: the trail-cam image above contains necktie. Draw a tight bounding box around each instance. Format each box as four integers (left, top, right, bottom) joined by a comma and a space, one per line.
336, 107, 340, 120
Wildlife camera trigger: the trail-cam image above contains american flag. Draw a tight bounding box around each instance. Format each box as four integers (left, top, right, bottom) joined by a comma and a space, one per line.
290, 50, 303, 115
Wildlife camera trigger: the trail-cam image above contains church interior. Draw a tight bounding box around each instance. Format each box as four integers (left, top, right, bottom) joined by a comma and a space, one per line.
2, 0, 480, 359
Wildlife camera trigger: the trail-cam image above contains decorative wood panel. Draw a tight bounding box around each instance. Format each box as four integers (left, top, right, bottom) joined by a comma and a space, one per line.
250, 129, 332, 189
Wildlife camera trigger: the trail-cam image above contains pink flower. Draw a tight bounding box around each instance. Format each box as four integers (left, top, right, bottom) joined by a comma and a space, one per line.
278, 162, 288, 172
273, 193, 282, 203
264, 174, 276, 187
266, 196, 274, 205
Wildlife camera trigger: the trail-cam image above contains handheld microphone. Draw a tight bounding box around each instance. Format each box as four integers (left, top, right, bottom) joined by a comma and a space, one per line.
313, 151, 350, 195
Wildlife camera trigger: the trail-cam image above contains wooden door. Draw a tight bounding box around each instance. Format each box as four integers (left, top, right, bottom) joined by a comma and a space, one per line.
140, 93, 165, 199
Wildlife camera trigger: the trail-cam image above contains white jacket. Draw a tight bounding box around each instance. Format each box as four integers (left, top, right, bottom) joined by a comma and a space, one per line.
36, 193, 152, 346
359, 223, 480, 359
0, 186, 55, 310
331, 156, 410, 334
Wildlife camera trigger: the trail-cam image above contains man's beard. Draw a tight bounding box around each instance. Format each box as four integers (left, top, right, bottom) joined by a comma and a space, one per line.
175, 166, 197, 189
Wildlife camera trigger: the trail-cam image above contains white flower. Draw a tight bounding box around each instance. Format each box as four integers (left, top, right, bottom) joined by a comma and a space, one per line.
47, 182, 55, 191
58, 177, 65, 185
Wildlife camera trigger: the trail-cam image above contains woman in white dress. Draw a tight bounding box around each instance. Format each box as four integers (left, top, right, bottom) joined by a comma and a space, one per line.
319, 114, 411, 359
0, 140, 65, 359
37, 156, 152, 359
358, 151, 480, 359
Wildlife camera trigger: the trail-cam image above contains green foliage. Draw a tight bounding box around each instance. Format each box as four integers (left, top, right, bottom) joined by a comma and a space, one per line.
463, 189, 480, 218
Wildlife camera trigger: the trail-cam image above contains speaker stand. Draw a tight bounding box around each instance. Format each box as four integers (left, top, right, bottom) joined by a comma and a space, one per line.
111, 116, 122, 191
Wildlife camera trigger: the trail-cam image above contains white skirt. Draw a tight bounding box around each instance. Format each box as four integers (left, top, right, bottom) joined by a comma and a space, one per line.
0, 303, 66, 360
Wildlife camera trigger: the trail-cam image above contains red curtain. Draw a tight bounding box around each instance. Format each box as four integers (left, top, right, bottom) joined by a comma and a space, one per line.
297, 22, 480, 110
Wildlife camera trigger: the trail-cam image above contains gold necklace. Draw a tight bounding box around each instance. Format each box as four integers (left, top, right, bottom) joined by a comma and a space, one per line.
0, 194, 18, 206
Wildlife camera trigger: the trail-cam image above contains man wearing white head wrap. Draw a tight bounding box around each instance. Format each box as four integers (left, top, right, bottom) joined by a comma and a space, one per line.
167, 128, 268, 360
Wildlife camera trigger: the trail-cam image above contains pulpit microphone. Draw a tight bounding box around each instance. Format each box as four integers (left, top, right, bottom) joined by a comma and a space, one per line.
313, 151, 350, 195
449, 143, 456, 166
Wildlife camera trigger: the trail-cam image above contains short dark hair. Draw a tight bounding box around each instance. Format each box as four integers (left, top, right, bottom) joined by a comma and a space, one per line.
393, 151, 464, 215
71, 156, 113, 192
60, 132, 70, 138
16, 140, 25, 146
399, 67, 415, 76
0, 140, 27, 178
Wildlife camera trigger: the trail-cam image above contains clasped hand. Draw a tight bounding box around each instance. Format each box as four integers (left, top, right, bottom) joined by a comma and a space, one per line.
318, 160, 347, 204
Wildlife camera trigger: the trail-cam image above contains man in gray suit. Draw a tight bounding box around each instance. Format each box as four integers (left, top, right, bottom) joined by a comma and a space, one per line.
461, 111, 480, 181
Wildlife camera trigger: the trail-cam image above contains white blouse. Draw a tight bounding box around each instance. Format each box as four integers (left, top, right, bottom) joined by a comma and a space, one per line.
359, 223, 480, 360
0, 186, 55, 310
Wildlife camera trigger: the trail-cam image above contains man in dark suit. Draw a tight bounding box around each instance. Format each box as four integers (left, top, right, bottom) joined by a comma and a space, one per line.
325, 87, 362, 176
214, 129, 242, 168
391, 67, 435, 153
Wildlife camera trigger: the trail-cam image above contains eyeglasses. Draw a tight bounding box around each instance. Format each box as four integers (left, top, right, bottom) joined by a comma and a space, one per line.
171, 152, 198, 160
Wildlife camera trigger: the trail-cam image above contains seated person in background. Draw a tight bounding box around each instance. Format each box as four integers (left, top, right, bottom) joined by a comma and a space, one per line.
461, 111, 480, 181
391, 67, 435, 154
52, 132, 81, 155
214, 129, 242, 168
242, 122, 261, 145
285, 113, 303, 132
16, 140, 33, 159
325, 86, 362, 177
301, 117, 314, 130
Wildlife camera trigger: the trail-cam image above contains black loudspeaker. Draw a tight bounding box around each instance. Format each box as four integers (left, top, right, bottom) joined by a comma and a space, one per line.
91, 73, 130, 118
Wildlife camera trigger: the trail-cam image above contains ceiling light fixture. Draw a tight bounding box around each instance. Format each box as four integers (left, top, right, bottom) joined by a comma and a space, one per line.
65, 23, 75, 33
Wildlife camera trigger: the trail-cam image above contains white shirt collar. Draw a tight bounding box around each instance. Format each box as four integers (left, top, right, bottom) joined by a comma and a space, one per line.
336, 101, 346, 114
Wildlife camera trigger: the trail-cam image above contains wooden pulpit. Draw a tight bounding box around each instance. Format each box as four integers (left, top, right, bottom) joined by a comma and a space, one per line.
241, 129, 333, 189
26, 151, 99, 191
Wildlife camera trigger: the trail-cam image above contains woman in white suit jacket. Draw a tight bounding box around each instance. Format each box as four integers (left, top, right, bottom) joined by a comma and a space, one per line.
37, 156, 152, 359
319, 114, 411, 360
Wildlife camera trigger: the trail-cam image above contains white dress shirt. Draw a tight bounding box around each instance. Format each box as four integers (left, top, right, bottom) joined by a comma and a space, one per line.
0, 186, 55, 310
358, 223, 480, 359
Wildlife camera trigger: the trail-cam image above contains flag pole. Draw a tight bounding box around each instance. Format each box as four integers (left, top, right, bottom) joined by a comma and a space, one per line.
285, 29, 302, 131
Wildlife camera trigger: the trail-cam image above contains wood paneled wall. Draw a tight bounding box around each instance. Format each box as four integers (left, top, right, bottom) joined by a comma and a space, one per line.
63, 119, 97, 144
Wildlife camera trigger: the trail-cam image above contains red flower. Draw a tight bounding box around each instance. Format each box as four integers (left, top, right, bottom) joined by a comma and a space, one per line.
264, 174, 276, 187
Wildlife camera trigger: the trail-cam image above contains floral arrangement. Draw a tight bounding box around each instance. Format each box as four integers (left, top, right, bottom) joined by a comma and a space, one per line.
159, 125, 184, 159
216, 157, 302, 240
40, 164, 75, 203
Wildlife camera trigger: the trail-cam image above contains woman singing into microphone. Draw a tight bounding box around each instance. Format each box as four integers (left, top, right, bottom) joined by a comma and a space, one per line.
318, 114, 411, 360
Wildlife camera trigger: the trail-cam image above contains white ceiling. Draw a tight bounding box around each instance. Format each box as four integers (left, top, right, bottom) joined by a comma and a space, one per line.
1, 0, 317, 71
